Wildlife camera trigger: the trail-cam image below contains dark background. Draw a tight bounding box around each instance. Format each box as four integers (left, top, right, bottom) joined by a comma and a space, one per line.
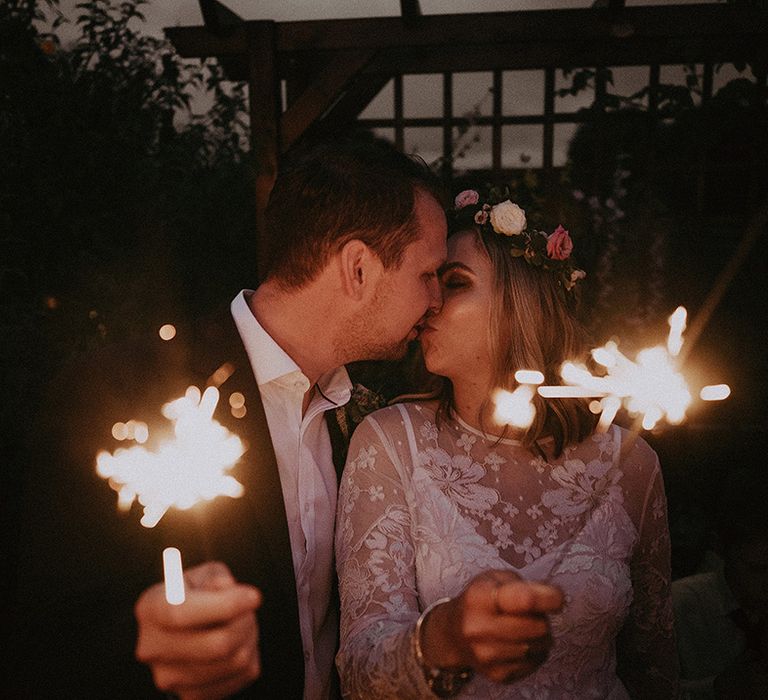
3, 2, 767, 677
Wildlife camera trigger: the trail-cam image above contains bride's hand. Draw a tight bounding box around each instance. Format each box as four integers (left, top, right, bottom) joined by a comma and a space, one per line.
419, 570, 563, 684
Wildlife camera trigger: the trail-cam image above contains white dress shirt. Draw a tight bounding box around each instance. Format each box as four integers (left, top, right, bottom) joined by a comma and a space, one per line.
231, 290, 352, 700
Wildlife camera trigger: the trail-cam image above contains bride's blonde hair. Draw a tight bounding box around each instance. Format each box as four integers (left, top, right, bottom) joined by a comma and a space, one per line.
437, 226, 598, 458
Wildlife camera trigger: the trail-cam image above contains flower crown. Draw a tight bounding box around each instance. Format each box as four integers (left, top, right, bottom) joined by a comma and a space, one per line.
451, 187, 586, 292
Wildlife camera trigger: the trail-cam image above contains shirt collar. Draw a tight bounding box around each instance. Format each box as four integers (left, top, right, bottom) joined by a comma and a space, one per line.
316, 365, 353, 407
230, 290, 352, 405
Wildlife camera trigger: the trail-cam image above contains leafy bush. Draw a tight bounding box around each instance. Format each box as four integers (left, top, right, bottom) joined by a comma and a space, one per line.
1, 0, 255, 472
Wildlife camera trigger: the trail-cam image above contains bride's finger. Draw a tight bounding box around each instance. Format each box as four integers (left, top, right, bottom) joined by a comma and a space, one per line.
496, 580, 564, 615
471, 641, 532, 665
481, 659, 530, 684
524, 637, 552, 664
485, 614, 550, 643
496, 637, 551, 665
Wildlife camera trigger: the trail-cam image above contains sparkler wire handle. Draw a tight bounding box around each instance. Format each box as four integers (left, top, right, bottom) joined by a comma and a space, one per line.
163, 547, 186, 605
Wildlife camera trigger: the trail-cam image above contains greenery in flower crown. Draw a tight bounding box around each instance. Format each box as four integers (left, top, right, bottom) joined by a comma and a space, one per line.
449, 185, 586, 292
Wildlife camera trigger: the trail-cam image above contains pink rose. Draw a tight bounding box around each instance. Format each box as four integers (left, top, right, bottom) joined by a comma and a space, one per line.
547, 225, 573, 260
454, 189, 479, 209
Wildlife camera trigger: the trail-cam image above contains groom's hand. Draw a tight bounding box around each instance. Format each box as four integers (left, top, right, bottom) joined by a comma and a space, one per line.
422, 570, 563, 685
134, 561, 262, 700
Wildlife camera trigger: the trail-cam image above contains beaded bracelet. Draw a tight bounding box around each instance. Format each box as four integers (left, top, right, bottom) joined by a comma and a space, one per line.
412, 597, 474, 698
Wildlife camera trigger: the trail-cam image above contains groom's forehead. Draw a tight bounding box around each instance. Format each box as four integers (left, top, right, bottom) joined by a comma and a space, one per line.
414, 192, 448, 243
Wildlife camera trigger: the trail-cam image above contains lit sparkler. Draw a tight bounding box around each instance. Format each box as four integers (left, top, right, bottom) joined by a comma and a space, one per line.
96, 384, 245, 603
493, 385, 536, 430
494, 307, 730, 433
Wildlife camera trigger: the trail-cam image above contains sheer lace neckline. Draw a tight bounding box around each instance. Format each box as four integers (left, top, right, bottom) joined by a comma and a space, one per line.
449, 407, 556, 450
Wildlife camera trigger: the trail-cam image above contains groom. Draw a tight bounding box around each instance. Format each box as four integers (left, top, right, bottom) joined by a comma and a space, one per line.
16, 135, 445, 699
131, 136, 448, 700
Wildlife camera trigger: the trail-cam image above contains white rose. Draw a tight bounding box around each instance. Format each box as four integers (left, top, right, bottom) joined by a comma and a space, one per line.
570, 269, 586, 283
489, 200, 526, 236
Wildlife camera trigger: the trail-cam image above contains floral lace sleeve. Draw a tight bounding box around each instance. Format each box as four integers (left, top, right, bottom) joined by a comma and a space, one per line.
335, 411, 435, 699
616, 442, 680, 699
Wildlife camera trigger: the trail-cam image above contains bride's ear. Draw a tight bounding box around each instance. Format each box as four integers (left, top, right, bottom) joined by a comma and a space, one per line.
338, 239, 383, 300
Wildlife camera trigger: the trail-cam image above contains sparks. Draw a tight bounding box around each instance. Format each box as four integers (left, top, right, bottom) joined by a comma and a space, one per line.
495, 306, 729, 433
96, 385, 245, 528
493, 386, 536, 430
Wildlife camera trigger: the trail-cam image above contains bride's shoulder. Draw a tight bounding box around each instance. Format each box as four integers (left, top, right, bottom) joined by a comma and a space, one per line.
356, 399, 438, 432
611, 425, 661, 478
614, 425, 658, 459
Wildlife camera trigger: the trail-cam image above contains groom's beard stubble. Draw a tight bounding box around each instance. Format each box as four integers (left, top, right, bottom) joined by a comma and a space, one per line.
338, 293, 411, 363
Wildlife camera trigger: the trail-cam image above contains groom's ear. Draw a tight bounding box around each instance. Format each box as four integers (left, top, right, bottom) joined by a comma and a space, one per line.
338, 239, 383, 300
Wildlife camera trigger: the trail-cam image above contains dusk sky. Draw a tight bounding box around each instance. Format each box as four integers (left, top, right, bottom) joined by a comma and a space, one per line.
41, 0, 739, 168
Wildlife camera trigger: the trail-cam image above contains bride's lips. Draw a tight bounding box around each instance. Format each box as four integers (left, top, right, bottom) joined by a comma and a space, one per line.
418, 322, 436, 338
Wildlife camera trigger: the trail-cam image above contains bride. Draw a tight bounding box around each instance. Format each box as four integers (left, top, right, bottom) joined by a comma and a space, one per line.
334, 189, 678, 698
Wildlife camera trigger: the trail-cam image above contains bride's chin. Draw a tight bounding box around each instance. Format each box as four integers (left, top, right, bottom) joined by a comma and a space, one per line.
422, 352, 443, 377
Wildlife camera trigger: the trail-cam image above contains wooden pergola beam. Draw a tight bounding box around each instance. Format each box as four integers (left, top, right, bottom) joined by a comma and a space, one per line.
400, 0, 422, 27
280, 49, 376, 151
198, 0, 241, 34
166, 6, 767, 60
275, 6, 764, 52
362, 34, 767, 74
245, 21, 280, 280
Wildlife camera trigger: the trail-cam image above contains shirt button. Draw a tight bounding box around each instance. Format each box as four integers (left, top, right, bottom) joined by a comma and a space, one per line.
304, 651, 311, 661
304, 503, 310, 513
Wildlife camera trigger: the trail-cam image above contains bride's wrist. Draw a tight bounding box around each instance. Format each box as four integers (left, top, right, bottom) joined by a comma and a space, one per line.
412, 598, 474, 698
412, 598, 473, 697
418, 598, 462, 669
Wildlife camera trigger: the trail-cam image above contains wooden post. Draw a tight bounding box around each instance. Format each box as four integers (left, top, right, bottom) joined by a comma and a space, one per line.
702, 62, 714, 103
492, 69, 502, 172
442, 71, 453, 183
543, 67, 555, 176
246, 21, 280, 282
394, 74, 405, 152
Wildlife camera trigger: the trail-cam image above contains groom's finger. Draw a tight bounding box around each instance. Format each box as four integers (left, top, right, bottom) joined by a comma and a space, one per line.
151, 615, 260, 688
136, 581, 262, 630
137, 609, 257, 663
185, 561, 237, 590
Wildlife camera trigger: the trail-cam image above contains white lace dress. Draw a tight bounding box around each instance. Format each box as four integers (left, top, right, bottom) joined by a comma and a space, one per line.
335, 402, 677, 699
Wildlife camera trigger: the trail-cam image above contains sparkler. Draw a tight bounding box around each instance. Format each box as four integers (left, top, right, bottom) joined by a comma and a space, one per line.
96, 384, 245, 604
493, 384, 536, 430
494, 307, 730, 434
163, 547, 185, 605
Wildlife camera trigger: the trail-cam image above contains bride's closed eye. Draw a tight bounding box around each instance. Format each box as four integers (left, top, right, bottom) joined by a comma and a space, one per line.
440, 272, 470, 290
439, 261, 474, 291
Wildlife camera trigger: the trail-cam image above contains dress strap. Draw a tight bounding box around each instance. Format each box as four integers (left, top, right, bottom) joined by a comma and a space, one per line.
610, 424, 623, 467
396, 403, 422, 477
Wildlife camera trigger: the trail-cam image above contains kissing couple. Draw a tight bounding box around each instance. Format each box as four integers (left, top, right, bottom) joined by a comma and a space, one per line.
19, 136, 678, 699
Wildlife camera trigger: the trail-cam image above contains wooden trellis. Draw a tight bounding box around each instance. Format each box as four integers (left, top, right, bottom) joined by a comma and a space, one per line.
165, 0, 768, 276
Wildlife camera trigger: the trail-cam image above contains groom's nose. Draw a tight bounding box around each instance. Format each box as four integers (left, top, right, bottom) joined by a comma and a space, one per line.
426, 275, 443, 315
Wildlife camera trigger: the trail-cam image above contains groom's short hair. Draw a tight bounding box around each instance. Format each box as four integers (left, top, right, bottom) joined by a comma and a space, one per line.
262, 135, 443, 288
